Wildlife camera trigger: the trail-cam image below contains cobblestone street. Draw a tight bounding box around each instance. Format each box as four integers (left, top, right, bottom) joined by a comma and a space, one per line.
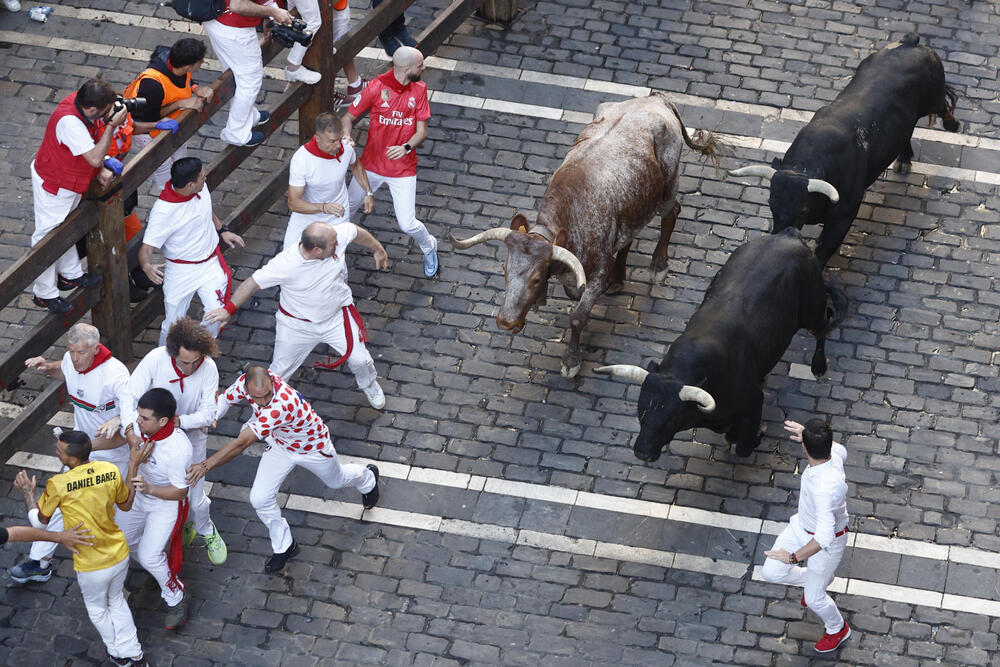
2, 0, 1000, 665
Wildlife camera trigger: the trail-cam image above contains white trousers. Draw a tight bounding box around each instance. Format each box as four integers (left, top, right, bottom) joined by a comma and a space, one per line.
77, 556, 143, 660
270, 308, 377, 389
283, 210, 347, 252
761, 514, 847, 634
31, 162, 84, 299
186, 429, 213, 536
286, 0, 350, 66
203, 20, 263, 145
30, 456, 129, 562
117, 493, 186, 606
250, 442, 375, 553
132, 133, 188, 192
347, 172, 436, 255
159, 256, 229, 346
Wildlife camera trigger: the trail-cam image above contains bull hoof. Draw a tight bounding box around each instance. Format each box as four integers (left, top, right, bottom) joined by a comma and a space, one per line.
894, 160, 911, 175
560, 363, 581, 379
943, 118, 960, 133
606, 281, 624, 295
653, 267, 670, 283
811, 353, 828, 378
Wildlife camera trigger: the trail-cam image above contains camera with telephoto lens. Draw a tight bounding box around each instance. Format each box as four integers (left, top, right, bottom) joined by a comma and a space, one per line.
267, 18, 313, 49
112, 95, 147, 116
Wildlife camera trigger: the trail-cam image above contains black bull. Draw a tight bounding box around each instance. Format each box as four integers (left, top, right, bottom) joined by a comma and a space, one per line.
597, 230, 847, 464
731, 33, 959, 266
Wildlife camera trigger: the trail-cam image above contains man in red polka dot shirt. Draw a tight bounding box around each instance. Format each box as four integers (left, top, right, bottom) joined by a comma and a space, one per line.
186, 366, 379, 573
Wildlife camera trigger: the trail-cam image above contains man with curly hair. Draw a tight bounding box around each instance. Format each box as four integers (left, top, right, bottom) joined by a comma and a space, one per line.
107, 318, 227, 570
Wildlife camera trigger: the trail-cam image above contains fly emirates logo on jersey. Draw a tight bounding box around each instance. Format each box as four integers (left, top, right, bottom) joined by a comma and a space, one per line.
379, 109, 415, 127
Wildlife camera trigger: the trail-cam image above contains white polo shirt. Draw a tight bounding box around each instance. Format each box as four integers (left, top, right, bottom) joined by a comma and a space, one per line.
138, 425, 192, 492
252, 223, 357, 322
288, 137, 356, 227
144, 182, 217, 262
120, 346, 219, 435
796, 442, 849, 549
55, 115, 97, 156
61, 347, 130, 440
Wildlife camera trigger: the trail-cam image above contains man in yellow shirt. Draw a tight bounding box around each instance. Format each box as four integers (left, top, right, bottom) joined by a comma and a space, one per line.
15, 430, 147, 667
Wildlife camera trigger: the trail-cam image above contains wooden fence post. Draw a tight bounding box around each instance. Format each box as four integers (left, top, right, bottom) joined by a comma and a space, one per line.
87, 190, 133, 360
299, 1, 336, 143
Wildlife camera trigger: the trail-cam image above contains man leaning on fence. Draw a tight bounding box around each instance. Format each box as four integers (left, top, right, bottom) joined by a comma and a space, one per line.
30, 78, 128, 314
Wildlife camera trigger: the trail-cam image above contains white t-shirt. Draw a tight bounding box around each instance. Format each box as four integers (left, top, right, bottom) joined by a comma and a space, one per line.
61, 352, 130, 440
796, 442, 849, 550
55, 115, 96, 157
144, 183, 218, 262
120, 347, 219, 436
138, 428, 192, 491
288, 138, 355, 225
252, 223, 358, 321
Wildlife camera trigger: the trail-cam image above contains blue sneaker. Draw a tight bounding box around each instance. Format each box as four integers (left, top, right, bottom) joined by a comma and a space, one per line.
423, 245, 439, 278
245, 130, 265, 147
9, 559, 52, 583
254, 110, 271, 127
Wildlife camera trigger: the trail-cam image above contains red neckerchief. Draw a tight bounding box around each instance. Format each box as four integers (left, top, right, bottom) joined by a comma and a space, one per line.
169, 356, 203, 392
79, 344, 113, 374
159, 181, 201, 203
146, 418, 175, 442
304, 137, 344, 161
377, 70, 409, 94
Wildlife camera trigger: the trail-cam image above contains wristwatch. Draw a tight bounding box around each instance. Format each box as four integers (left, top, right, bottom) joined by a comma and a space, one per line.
217, 224, 230, 235
790, 552, 800, 564
403, 143, 413, 154
364, 191, 374, 197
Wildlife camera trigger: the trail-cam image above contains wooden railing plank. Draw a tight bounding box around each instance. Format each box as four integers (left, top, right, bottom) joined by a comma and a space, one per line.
0, 380, 70, 452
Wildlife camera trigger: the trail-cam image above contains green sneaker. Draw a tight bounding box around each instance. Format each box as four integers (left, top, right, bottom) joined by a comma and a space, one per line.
181, 521, 196, 548
202, 523, 228, 565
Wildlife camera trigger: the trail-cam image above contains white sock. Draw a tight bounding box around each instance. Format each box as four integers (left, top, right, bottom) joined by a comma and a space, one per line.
348, 77, 362, 88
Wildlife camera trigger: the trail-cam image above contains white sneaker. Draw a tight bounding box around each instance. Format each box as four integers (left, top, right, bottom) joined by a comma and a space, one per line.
4, 0, 21, 11
284, 66, 321, 84
362, 382, 385, 409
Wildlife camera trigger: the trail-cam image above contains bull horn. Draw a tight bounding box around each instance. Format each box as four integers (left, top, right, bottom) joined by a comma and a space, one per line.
595, 365, 648, 384
679, 385, 716, 413
806, 179, 840, 203
551, 245, 587, 290
448, 228, 513, 249
728, 165, 776, 180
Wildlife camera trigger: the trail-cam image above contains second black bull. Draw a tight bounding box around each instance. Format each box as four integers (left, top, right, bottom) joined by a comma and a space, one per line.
730, 33, 959, 266
597, 229, 847, 464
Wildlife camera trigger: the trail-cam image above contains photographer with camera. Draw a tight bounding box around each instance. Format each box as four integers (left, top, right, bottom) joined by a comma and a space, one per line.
30, 78, 128, 314
125, 38, 213, 192
203, 0, 294, 147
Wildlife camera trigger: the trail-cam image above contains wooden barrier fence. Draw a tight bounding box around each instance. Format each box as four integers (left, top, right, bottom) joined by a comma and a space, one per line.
0, 0, 484, 451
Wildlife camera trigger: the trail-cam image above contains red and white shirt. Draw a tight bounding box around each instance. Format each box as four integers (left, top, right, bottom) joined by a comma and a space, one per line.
138, 421, 192, 492
288, 137, 356, 227
216, 372, 332, 455
348, 71, 430, 178
252, 223, 357, 321
144, 182, 217, 262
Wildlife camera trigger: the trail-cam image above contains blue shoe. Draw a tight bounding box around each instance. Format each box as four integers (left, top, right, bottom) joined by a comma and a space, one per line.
245, 130, 265, 147
423, 245, 439, 278
9, 559, 52, 583
254, 110, 271, 127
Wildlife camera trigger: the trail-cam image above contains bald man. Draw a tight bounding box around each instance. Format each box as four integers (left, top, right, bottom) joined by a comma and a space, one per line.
205, 221, 388, 409
344, 47, 439, 279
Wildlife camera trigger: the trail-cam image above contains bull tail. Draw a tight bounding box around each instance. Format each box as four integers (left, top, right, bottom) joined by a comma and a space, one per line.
940, 83, 960, 132
822, 283, 848, 335
656, 94, 723, 164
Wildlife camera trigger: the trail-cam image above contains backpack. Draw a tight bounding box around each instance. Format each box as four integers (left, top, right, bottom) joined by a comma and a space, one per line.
171, 0, 226, 22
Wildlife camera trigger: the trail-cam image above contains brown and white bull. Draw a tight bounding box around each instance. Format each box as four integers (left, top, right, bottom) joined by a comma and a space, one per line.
450, 93, 718, 377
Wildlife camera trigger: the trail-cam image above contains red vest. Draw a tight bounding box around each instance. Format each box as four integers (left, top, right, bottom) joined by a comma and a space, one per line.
215, 0, 265, 28
34, 92, 101, 195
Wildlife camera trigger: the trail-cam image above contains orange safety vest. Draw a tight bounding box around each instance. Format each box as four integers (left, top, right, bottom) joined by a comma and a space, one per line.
100, 114, 135, 159
333, 0, 348, 9
123, 67, 193, 139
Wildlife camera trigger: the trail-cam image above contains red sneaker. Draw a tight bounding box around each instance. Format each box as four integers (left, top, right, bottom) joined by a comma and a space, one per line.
814, 621, 851, 653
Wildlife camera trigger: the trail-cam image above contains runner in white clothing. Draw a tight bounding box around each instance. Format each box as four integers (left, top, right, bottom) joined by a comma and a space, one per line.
116, 388, 193, 631
283, 112, 373, 251
110, 318, 228, 566
205, 221, 389, 409
187, 367, 380, 573
9, 323, 131, 585
762, 419, 852, 654
139, 157, 245, 347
